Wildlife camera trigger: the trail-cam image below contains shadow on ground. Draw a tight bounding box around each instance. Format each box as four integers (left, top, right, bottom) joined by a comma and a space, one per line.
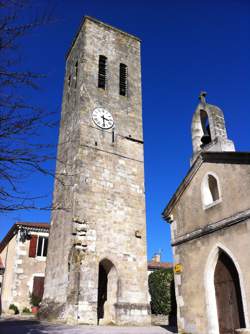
160, 326, 178, 333
0, 318, 177, 334
0, 319, 59, 334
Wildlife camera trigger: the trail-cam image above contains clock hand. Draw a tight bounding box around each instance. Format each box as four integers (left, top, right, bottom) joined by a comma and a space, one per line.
102, 115, 105, 126
102, 115, 110, 123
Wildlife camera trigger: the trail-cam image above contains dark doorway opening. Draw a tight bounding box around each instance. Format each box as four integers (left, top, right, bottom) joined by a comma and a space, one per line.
214, 250, 245, 334
97, 263, 107, 322
97, 259, 118, 325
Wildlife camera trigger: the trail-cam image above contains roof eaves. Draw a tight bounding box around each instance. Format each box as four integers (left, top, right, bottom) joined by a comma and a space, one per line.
0, 224, 17, 253
0, 222, 50, 253
162, 154, 203, 220
162, 151, 250, 221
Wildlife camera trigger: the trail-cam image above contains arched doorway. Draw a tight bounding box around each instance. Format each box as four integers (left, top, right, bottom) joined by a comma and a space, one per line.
97, 259, 118, 325
214, 250, 245, 333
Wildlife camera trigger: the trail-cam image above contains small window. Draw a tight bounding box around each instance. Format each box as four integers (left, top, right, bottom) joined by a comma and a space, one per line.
208, 174, 219, 202
98, 55, 107, 89
36, 236, 48, 257
68, 74, 71, 87
119, 63, 127, 96
201, 173, 221, 208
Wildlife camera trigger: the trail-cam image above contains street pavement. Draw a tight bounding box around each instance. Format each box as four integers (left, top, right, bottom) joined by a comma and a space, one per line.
0, 318, 177, 334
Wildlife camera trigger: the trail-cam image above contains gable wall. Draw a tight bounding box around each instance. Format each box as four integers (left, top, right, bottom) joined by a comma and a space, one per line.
172, 162, 250, 238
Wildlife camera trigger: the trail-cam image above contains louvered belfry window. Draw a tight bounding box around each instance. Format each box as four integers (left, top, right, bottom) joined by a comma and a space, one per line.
98, 55, 107, 89
119, 63, 127, 96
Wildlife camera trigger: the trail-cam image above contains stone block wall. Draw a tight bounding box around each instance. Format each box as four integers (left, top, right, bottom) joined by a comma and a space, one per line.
42, 17, 150, 325
1, 230, 48, 313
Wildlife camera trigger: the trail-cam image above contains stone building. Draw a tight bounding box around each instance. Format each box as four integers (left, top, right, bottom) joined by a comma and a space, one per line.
163, 93, 250, 334
147, 253, 172, 276
0, 256, 4, 313
0, 222, 49, 313
40, 16, 150, 325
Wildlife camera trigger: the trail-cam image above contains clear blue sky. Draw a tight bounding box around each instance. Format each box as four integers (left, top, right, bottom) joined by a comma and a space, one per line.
0, 0, 249, 262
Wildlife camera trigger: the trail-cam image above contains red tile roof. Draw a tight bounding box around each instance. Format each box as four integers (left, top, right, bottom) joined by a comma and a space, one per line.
0, 222, 50, 253
148, 261, 173, 270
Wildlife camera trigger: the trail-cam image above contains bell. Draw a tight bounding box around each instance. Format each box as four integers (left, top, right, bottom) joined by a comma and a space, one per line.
201, 124, 211, 146
201, 134, 211, 145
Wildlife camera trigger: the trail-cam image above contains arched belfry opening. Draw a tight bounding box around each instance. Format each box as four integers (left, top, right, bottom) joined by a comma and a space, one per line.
97, 259, 118, 325
200, 109, 211, 147
214, 249, 245, 333
191, 92, 235, 165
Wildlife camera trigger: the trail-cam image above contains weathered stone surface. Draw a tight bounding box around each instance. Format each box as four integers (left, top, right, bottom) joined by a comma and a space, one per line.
191, 98, 235, 165
42, 16, 150, 325
163, 97, 250, 333
235, 329, 250, 334
0, 227, 48, 313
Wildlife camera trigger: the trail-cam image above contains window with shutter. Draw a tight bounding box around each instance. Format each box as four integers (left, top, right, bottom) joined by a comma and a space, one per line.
29, 235, 38, 258
119, 63, 127, 96
36, 236, 48, 257
98, 55, 107, 89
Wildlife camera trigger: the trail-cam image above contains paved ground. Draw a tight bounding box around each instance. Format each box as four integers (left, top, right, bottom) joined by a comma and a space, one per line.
0, 318, 177, 334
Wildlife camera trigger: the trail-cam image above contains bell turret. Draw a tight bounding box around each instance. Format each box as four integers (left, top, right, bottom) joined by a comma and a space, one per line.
191, 92, 235, 165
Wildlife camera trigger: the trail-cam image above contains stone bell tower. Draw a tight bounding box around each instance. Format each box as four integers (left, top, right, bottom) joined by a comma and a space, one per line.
191, 92, 235, 164
41, 16, 150, 325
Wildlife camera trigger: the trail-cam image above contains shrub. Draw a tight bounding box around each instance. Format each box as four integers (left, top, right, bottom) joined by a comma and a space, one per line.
30, 293, 42, 307
148, 268, 176, 316
22, 307, 31, 314
9, 304, 19, 314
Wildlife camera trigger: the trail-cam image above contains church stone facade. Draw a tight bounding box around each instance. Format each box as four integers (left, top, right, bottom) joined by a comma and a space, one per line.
163, 94, 250, 334
40, 16, 150, 325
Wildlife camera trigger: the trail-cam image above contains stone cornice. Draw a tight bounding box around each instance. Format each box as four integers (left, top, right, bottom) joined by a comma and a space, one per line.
172, 209, 250, 246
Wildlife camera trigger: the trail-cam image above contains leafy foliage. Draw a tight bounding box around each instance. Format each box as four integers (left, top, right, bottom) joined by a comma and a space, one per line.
9, 303, 19, 314
22, 306, 31, 313
30, 292, 42, 306
148, 268, 176, 315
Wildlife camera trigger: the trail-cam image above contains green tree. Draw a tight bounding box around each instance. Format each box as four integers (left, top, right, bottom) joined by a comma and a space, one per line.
148, 268, 176, 315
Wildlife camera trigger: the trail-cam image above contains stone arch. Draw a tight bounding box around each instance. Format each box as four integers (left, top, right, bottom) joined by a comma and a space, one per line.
191, 105, 214, 155
200, 109, 212, 146
97, 258, 118, 325
201, 172, 221, 208
204, 243, 249, 334
191, 101, 232, 160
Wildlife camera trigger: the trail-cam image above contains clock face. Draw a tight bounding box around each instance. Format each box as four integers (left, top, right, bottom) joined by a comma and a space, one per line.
92, 108, 114, 129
